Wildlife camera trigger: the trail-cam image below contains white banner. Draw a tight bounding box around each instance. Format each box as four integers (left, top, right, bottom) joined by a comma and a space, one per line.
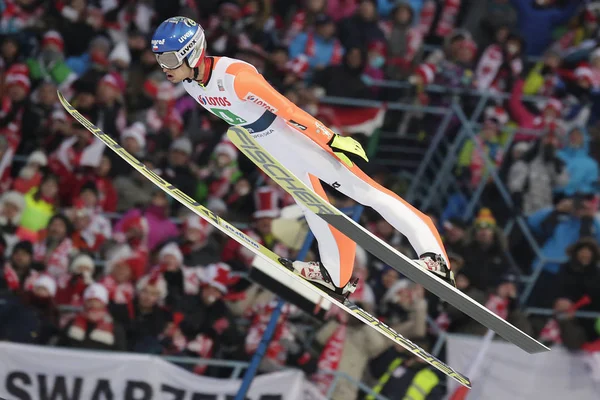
0, 342, 326, 400
446, 334, 600, 400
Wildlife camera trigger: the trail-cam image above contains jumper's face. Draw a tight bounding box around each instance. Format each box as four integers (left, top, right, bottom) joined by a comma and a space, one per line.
162, 63, 191, 83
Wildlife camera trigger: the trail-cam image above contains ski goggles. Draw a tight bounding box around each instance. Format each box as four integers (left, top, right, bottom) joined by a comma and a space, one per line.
155, 51, 186, 70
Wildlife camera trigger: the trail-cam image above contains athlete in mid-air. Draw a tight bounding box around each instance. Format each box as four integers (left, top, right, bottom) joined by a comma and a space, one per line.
151, 16, 455, 296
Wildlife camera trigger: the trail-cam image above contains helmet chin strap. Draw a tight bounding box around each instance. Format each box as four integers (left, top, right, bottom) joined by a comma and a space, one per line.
193, 66, 200, 81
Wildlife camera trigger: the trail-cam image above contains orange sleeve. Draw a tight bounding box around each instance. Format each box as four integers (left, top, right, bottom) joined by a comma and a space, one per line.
229, 65, 336, 152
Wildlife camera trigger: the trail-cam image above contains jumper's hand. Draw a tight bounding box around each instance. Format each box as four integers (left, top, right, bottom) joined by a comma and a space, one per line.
328, 134, 369, 167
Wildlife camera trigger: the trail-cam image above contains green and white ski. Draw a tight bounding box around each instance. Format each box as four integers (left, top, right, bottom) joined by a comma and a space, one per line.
227, 125, 549, 355
57, 91, 472, 388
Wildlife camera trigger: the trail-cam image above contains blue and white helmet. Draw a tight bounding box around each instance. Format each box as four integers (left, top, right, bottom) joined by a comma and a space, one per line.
151, 16, 207, 69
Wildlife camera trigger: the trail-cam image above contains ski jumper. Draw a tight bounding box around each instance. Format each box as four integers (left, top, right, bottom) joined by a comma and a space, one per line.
183, 57, 449, 287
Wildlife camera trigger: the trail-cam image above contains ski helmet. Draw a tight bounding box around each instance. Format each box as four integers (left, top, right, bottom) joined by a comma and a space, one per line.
151, 16, 207, 70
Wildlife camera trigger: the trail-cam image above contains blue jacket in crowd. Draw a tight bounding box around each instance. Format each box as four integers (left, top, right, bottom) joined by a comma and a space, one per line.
528, 207, 600, 274
289, 32, 344, 81
510, 0, 582, 56
558, 127, 599, 196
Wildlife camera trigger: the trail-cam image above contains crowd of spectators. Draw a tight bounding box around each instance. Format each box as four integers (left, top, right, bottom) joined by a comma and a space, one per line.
1, 0, 600, 399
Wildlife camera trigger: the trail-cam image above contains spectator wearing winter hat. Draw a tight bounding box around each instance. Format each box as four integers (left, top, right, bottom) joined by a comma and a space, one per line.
121, 122, 147, 158
361, 40, 386, 95
26, 30, 77, 89
338, 0, 386, 51
222, 186, 290, 269
1, 64, 32, 153
65, 35, 112, 77
460, 209, 513, 293
177, 262, 241, 375
0, 273, 59, 345
313, 47, 373, 99
114, 190, 178, 252
510, 77, 570, 139
55, 252, 96, 308
19, 173, 59, 240
5, 240, 35, 290
70, 195, 112, 254
99, 246, 144, 317
21, 80, 63, 155
378, 279, 428, 339
49, 116, 106, 203
550, 238, 600, 350
194, 139, 242, 203
108, 41, 132, 73
33, 213, 75, 279
146, 110, 185, 165
283, 0, 327, 45
136, 81, 178, 135
23, 274, 61, 344
12, 150, 48, 194
179, 214, 220, 267
288, 13, 344, 81
87, 154, 116, 212
457, 106, 509, 189
151, 242, 203, 310
58, 283, 127, 351
96, 72, 127, 137
154, 138, 196, 212
123, 272, 172, 353
0, 191, 25, 254
383, 1, 423, 81
508, 133, 568, 214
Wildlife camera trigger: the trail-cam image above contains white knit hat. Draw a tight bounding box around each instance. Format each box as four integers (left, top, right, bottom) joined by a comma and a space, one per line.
137, 273, 168, 301
122, 122, 147, 149
27, 150, 48, 166
109, 41, 131, 65
0, 191, 25, 212
214, 140, 238, 161
70, 253, 96, 274
106, 246, 133, 274
84, 283, 109, 305
158, 242, 184, 265
33, 274, 57, 297
170, 137, 193, 155
203, 262, 233, 294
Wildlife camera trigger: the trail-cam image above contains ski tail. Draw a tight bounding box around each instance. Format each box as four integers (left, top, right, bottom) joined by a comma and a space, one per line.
57, 91, 471, 389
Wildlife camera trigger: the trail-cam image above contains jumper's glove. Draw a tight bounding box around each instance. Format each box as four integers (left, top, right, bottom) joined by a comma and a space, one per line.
328, 134, 369, 167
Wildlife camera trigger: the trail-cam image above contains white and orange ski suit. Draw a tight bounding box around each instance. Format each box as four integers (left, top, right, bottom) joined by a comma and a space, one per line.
183, 57, 448, 287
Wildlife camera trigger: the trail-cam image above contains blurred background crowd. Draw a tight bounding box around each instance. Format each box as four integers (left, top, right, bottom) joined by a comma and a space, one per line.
1, 0, 600, 399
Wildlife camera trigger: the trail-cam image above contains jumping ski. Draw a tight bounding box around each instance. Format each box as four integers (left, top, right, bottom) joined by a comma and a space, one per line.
227, 125, 549, 355
57, 91, 472, 388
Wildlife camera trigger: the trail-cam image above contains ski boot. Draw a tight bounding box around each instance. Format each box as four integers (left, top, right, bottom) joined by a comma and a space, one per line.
415, 252, 456, 288
279, 258, 358, 301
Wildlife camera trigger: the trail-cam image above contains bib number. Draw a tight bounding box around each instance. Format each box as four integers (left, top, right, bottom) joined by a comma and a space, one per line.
211, 108, 246, 124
